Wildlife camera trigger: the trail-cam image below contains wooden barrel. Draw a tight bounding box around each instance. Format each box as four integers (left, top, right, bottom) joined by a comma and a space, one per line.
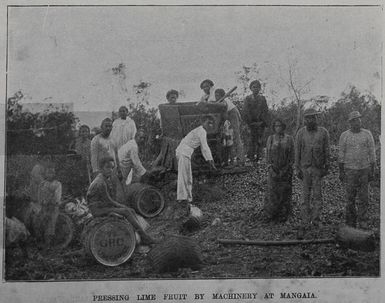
124, 183, 165, 218
29, 210, 74, 250
54, 213, 74, 249
82, 216, 136, 266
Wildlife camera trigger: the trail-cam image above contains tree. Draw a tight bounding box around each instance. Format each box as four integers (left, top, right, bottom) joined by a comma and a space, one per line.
279, 59, 315, 133
324, 85, 381, 144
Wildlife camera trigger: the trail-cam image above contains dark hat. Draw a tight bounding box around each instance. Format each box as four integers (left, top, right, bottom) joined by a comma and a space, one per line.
303, 108, 319, 117
348, 111, 362, 121
200, 79, 214, 89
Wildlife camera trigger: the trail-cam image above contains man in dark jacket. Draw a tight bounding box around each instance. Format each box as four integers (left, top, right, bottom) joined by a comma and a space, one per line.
243, 80, 269, 162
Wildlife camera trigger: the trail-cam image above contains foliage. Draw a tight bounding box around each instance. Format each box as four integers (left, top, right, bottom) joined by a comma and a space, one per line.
7, 91, 78, 155
323, 85, 381, 144
127, 101, 161, 162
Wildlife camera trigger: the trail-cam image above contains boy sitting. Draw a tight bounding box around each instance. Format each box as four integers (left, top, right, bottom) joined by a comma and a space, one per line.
86, 156, 157, 244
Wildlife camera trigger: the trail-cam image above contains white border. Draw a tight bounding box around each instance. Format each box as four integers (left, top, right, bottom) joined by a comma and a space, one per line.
0, 1, 383, 302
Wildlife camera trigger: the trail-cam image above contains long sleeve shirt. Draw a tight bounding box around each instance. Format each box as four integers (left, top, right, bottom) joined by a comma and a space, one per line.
176, 126, 213, 161
90, 134, 116, 173
110, 117, 137, 150
243, 94, 269, 126
118, 139, 147, 183
295, 126, 330, 170
338, 128, 376, 170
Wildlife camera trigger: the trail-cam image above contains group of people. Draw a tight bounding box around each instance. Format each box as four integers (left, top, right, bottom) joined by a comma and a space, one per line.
28, 105, 158, 248
27, 78, 377, 250
265, 108, 376, 234
170, 79, 377, 234
163, 80, 269, 165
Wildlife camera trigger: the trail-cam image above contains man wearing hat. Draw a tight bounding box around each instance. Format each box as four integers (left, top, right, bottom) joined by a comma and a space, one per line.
338, 111, 376, 228
243, 80, 269, 162
295, 108, 330, 229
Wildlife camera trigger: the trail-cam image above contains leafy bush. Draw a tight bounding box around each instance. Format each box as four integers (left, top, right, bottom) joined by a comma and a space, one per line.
7, 91, 78, 155
127, 102, 161, 163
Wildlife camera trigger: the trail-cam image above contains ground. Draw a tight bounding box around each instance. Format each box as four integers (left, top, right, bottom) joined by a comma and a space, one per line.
5, 156, 380, 281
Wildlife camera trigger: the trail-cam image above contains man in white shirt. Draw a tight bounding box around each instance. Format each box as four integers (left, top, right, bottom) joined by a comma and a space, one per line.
338, 111, 376, 228
110, 106, 137, 150
118, 130, 147, 185
176, 115, 216, 213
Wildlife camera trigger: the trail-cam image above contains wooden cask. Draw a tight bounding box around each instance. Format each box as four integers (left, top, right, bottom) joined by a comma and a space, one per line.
124, 183, 165, 218
82, 217, 136, 266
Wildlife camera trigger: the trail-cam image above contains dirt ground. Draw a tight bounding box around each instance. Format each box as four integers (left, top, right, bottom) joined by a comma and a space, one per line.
5, 157, 380, 281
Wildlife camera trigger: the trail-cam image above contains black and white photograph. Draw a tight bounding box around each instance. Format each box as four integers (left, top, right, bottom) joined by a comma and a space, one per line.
1, 1, 383, 302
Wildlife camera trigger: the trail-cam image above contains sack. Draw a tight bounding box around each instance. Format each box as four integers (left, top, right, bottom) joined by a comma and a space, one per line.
6, 217, 30, 246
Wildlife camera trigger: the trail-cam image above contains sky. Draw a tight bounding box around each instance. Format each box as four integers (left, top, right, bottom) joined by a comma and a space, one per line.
7, 6, 382, 125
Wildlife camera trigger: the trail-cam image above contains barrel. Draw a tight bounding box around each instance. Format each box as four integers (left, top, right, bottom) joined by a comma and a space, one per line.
29, 210, 74, 250
54, 213, 74, 249
124, 183, 165, 218
82, 216, 136, 266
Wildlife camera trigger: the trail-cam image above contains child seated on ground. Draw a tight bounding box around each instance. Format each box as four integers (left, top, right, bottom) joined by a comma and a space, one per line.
36, 163, 62, 248
221, 120, 234, 167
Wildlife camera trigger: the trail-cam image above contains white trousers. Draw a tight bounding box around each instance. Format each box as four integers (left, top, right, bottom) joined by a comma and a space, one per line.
176, 153, 193, 202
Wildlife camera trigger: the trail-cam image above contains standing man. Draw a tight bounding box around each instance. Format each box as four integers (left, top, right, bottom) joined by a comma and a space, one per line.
338, 111, 376, 228
110, 106, 137, 151
295, 108, 330, 229
90, 118, 124, 202
215, 88, 245, 166
175, 115, 216, 215
243, 80, 269, 163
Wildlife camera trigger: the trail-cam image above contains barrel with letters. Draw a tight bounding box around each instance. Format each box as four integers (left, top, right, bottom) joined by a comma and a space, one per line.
81, 216, 136, 266
124, 183, 165, 218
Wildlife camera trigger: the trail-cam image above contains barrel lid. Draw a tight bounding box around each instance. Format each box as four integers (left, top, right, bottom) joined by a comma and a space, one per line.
136, 187, 165, 218
90, 218, 136, 266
